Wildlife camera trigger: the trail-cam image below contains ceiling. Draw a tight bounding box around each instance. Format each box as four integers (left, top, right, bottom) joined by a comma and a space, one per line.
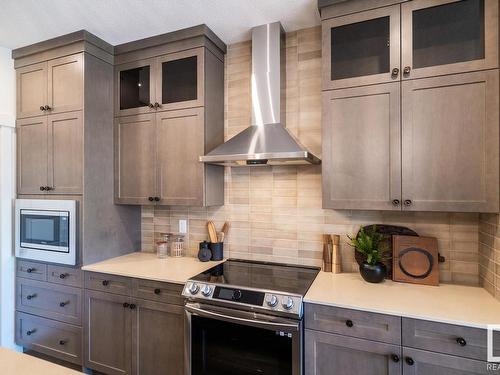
0, 0, 320, 50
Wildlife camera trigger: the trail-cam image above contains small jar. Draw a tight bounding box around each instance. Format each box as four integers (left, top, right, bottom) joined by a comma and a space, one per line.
171, 235, 185, 257
156, 241, 168, 259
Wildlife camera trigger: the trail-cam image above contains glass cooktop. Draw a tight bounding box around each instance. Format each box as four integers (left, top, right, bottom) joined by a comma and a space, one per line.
190, 259, 320, 296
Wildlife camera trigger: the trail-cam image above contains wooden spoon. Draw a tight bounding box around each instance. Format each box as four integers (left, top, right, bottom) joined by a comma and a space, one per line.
207, 221, 218, 243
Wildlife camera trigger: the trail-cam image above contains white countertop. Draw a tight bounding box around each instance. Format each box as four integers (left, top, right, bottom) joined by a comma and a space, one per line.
1, 348, 82, 374
81, 252, 224, 284
305, 272, 500, 329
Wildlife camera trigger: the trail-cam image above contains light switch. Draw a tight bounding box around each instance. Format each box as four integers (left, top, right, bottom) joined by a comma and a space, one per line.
179, 219, 188, 234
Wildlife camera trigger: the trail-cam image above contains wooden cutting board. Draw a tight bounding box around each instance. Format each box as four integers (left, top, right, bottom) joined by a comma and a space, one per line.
392, 235, 439, 286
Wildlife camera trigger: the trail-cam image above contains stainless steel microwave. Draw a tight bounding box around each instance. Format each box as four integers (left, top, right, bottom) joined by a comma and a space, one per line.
15, 199, 77, 265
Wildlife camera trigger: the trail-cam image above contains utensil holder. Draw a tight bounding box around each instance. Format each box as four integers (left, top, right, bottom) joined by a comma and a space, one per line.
210, 242, 223, 261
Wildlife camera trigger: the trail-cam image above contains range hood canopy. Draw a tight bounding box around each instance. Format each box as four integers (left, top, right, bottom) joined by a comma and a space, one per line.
200, 22, 321, 167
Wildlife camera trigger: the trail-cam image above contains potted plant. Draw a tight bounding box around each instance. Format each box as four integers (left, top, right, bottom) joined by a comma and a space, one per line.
348, 226, 389, 283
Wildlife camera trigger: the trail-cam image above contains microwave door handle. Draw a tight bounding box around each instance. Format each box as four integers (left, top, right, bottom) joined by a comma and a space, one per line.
185, 304, 299, 331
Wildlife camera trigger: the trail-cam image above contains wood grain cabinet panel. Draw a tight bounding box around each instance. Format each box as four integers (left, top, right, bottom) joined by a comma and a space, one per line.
47, 53, 84, 114
322, 83, 401, 210
305, 330, 402, 375
17, 260, 47, 281
16, 62, 47, 119
47, 265, 82, 288
84, 272, 133, 296
401, 70, 499, 212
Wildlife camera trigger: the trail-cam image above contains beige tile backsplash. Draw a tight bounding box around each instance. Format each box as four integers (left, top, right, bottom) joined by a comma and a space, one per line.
479, 214, 500, 300
141, 26, 481, 286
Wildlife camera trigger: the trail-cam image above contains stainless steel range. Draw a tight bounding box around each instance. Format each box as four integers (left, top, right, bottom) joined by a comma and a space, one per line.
183, 259, 320, 375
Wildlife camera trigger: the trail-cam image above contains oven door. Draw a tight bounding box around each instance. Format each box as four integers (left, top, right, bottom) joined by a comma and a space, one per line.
185, 302, 302, 375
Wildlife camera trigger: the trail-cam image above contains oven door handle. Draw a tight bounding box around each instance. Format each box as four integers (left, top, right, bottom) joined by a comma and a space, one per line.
185, 304, 300, 331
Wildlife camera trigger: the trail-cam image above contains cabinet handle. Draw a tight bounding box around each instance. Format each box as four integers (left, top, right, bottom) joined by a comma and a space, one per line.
129, 303, 136, 310
45, 186, 54, 191
404, 199, 412, 206
391, 68, 399, 77
40, 186, 46, 191
456, 337, 467, 347
392, 199, 400, 206
26, 293, 37, 300
148, 196, 154, 202
44, 105, 51, 111
102, 280, 109, 286
123, 302, 130, 308
148, 103, 155, 109
59, 301, 69, 307
154, 288, 161, 295
391, 354, 400, 363
59, 339, 67, 345
154, 102, 160, 109
26, 329, 36, 336
40, 106, 46, 111
26, 267, 36, 273
405, 357, 414, 366
403, 66, 411, 76
345, 319, 353, 328
154, 197, 160, 202
59, 273, 69, 279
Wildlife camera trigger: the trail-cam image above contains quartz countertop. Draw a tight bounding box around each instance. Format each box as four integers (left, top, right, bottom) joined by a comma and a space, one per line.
81, 252, 224, 284
1, 348, 82, 374
305, 272, 500, 329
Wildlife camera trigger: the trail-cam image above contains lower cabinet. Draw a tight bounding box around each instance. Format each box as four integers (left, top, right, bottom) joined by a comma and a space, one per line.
84, 276, 185, 375
305, 330, 402, 375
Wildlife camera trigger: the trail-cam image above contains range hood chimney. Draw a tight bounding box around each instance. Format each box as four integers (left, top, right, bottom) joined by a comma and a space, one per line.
200, 22, 321, 166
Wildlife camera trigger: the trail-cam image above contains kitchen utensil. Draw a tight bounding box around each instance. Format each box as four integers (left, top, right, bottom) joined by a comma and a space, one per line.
207, 221, 218, 243
322, 234, 333, 272
218, 232, 225, 243
331, 235, 341, 274
354, 225, 419, 279
221, 222, 230, 238
392, 235, 439, 286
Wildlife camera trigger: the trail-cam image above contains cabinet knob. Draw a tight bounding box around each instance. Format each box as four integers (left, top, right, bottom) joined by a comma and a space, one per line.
26, 329, 36, 336
26, 267, 36, 273
403, 66, 411, 75
392, 199, 400, 206
40, 186, 46, 191
456, 337, 467, 347
405, 357, 414, 366
26, 293, 37, 300
391, 354, 400, 363
148, 103, 155, 109
123, 302, 130, 308
404, 199, 412, 206
154, 197, 160, 202
154, 102, 160, 109
40, 106, 46, 111
391, 68, 399, 77
102, 280, 109, 286
154, 288, 161, 295
59, 273, 69, 279
345, 320, 354, 328
59, 339, 67, 345
45, 186, 54, 191
59, 301, 69, 307
148, 196, 154, 202
44, 105, 51, 111
129, 303, 136, 310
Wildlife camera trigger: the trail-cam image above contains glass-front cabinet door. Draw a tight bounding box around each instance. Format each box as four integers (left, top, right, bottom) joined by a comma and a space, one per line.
115, 58, 156, 116
156, 47, 204, 111
401, 0, 498, 80
322, 5, 401, 90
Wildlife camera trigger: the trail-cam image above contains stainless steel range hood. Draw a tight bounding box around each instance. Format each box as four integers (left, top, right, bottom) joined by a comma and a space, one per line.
200, 22, 321, 167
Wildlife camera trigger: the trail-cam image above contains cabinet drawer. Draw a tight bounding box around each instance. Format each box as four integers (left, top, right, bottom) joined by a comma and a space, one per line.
47, 265, 82, 287
402, 318, 499, 361
132, 278, 184, 305
305, 303, 401, 345
16, 311, 82, 366
17, 260, 47, 281
84, 272, 132, 296
16, 278, 82, 325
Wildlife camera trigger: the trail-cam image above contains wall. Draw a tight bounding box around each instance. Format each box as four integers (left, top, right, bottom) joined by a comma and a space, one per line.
141, 26, 481, 285
0, 45, 17, 349
479, 214, 500, 301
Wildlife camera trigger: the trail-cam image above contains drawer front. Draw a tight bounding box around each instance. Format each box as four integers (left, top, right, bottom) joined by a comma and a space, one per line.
132, 278, 184, 305
402, 318, 497, 361
84, 271, 132, 296
47, 265, 82, 287
16, 311, 82, 366
16, 278, 82, 325
17, 260, 47, 281
305, 303, 401, 345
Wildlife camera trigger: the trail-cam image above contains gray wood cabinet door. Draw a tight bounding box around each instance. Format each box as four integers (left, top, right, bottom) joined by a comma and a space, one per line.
401, 0, 498, 81
16, 61, 47, 119
305, 329, 402, 375
322, 83, 402, 210
47, 53, 84, 114
156, 107, 205, 206
84, 290, 132, 375
131, 298, 184, 375
402, 347, 490, 375
401, 70, 499, 212
17, 116, 48, 194
47, 111, 83, 195
114, 114, 157, 204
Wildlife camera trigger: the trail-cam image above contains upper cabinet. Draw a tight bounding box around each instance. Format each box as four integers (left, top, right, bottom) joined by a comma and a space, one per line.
322, 0, 498, 90
115, 48, 204, 116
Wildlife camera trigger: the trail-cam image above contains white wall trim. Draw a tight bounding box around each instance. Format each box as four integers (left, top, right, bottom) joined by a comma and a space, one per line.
0, 115, 15, 128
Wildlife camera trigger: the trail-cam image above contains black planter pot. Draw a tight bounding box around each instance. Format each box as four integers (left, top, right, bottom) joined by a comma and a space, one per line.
359, 262, 386, 283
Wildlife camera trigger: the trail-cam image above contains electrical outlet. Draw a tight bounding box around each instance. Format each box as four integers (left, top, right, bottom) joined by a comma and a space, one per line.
179, 219, 188, 234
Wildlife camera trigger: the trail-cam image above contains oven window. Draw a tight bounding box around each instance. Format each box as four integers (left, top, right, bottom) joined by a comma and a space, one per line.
20, 211, 69, 252
191, 315, 293, 375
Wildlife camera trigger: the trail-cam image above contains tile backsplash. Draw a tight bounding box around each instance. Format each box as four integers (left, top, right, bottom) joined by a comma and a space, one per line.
141, 26, 481, 286
479, 214, 500, 300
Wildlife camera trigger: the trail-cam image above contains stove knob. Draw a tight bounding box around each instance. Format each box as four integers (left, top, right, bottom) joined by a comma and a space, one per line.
201, 285, 212, 297
188, 283, 200, 295
265, 295, 278, 307
233, 289, 242, 301
282, 297, 294, 310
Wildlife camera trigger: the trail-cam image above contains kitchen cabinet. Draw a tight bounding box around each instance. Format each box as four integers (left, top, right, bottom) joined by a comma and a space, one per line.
17, 111, 83, 195
16, 53, 83, 119
322, 82, 401, 210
